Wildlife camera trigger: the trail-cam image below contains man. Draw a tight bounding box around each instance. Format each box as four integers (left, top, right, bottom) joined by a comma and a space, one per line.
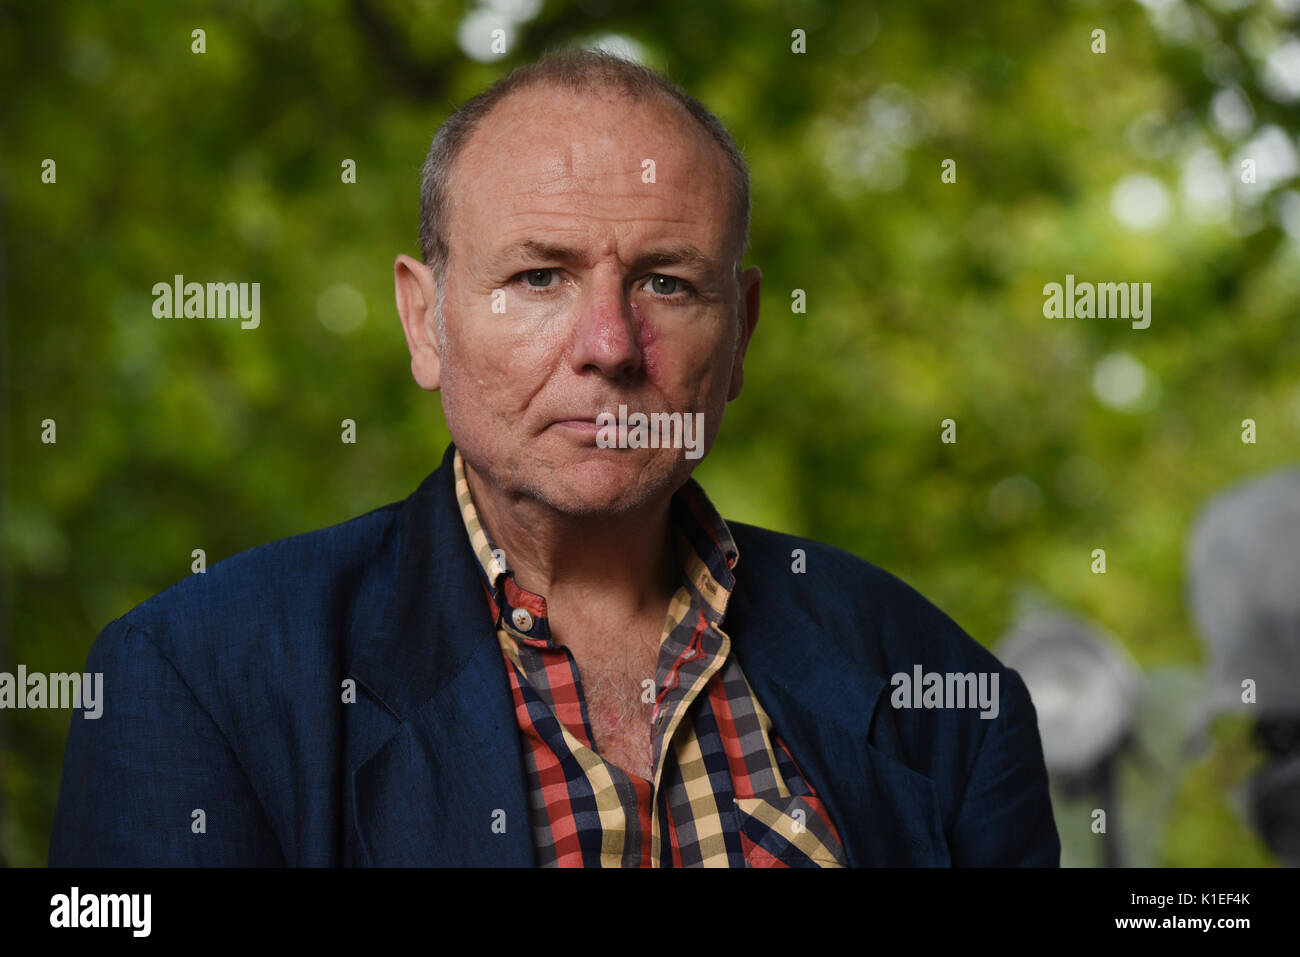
50, 48, 1059, 867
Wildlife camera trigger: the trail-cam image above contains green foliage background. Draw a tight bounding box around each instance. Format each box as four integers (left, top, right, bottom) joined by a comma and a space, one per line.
3, 0, 1298, 867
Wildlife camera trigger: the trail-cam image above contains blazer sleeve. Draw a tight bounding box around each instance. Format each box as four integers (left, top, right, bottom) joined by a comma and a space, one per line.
948, 666, 1061, 866
49, 617, 284, 866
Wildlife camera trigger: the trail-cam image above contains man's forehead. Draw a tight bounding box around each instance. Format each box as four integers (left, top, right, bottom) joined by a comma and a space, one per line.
464, 82, 717, 169
450, 84, 732, 250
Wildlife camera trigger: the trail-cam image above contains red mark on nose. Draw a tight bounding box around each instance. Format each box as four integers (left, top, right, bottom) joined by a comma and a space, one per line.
633, 302, 661, 378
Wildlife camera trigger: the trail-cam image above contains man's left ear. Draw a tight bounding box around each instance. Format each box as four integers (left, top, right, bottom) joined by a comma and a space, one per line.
394, 253, 442, 392
727, 265, 761, 401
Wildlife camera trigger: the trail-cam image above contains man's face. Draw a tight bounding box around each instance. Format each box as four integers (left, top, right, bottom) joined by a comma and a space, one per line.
424, 83, 758, 515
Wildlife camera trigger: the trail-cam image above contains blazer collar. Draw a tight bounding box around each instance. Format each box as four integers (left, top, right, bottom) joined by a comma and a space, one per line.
726, 574, 951, 866
350, 443, 491, 719
348, 443, 535, 865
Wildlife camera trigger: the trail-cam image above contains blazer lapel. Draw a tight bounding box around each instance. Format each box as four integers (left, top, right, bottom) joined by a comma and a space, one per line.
347, 444, 535, 866
728, 590, 951, 867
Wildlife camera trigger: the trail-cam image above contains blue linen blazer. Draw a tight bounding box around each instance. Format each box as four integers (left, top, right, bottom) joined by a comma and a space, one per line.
49, 443, 1060, 866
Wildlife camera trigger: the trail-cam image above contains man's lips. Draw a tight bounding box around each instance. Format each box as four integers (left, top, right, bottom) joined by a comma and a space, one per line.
550, 418, 603, 436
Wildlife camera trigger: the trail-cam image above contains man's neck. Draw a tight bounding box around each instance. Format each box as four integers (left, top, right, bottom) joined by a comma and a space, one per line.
463, 460, 679, 644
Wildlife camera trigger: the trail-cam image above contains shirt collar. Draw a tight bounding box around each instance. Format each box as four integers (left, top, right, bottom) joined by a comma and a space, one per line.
452, 447, 739, 626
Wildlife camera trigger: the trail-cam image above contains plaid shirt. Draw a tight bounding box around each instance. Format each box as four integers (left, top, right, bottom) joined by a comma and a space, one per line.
453, 449, 847, 867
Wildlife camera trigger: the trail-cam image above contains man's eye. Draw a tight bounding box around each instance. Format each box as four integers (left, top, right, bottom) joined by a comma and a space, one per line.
513, 270, 690, 297
642, 274, 689, 297
521, 269, 557, 289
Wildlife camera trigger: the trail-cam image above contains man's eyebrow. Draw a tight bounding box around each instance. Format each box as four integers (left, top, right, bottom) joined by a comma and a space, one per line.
492, 239, 587, 268
490, 239, 721, 274
631, 243, 718, 273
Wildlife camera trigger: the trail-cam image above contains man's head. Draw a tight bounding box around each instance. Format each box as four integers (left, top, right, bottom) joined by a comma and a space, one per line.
395, 48, 761, 516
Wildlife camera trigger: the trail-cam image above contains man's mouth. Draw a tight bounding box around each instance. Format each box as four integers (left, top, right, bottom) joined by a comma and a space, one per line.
550, 418, 603, 436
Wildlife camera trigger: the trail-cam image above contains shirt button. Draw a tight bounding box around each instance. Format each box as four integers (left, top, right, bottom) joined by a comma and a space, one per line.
511, 608, 534, 632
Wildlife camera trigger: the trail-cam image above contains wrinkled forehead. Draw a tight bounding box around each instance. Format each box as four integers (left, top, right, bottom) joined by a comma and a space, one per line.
447, 84, 737, 261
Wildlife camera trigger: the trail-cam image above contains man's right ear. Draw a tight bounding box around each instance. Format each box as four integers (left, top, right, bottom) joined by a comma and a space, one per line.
394, 253, 442, 392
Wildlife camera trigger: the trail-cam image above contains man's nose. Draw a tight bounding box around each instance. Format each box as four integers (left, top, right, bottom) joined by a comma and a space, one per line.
568, 266, 643, 379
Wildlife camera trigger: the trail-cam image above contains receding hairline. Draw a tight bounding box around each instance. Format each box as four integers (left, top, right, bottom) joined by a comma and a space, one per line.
418, 50, 751, 286
451, 84, 735, 251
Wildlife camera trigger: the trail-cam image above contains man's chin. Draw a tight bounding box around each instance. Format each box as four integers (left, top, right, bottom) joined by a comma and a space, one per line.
531, 452, 689, 516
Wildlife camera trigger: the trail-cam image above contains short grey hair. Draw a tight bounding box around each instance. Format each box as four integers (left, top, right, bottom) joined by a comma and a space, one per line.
418, 47, 752, 340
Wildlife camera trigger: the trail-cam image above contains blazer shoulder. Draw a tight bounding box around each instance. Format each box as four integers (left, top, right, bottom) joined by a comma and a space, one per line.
725, 520, 1001, 675
111, 497, 406, 668
724, 520, 1052, 854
